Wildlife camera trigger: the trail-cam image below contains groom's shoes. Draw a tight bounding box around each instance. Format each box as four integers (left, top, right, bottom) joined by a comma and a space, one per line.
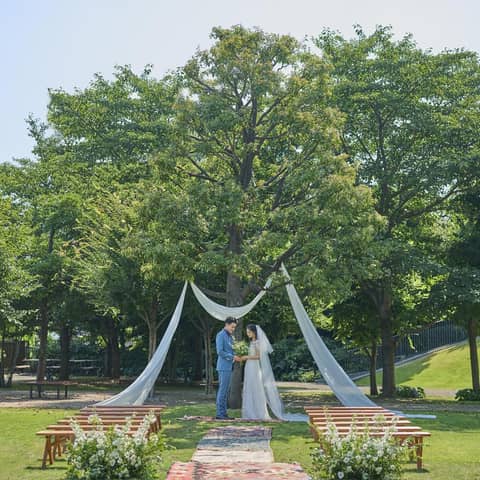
215, 415, 233, 420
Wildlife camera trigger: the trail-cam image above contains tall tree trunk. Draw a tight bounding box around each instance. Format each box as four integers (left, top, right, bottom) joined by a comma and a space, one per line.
467, 317, 479, 392
6, 341, 20, 387
227, 261, 245, 408
0, 326, 6, 387
146, 300, 159, 361
105, 318, 120, 380
166, 340, 180, 382
368, 340, 378, 396
203, 330, 214, 394
110, 330, 121, 381
379, 289, 395, 397
104, 334, 112, 378
365, 281, 396, 397
37, 227, 55, 382
36, 301, 49, 381
59, 322, 71, 380
147, 322, 157, 362
193, 334, 203, 381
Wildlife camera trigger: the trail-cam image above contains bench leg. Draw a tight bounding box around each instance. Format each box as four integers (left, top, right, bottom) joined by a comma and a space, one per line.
56, 439, 62, 458
41, 436, 51, 469
415, 437, 423, 470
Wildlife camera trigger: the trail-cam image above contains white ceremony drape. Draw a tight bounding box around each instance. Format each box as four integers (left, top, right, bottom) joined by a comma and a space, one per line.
281, 265, 376, 407
190, 279, 272, 320
96, 272, 379, 410
96, 282, 188, 406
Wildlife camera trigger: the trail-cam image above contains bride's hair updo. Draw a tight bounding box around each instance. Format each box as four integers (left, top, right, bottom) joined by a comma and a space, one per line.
246, 324, 257, 339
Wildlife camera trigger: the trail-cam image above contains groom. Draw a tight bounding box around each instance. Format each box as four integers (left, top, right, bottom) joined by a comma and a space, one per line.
215, 317, 241, 420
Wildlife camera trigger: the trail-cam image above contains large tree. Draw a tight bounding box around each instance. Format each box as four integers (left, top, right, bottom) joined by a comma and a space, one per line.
316, 26, 480, 396
22, 65, 178, 378
429, 189, 480, 392
153, 26, 379, 406
0, 191, 35, 386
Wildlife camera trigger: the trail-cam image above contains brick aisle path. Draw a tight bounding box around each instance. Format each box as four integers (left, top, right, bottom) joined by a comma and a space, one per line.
166, 425, 311, 479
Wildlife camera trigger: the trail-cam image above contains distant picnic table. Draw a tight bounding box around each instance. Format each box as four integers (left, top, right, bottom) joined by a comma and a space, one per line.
26, 381, 78, 400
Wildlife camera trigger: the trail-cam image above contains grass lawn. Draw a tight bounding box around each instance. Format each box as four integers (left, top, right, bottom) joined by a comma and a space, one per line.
357, 339, 480, 391
0, 404, 479, 480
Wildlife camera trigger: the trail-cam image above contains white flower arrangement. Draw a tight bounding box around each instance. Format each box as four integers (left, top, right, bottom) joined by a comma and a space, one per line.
311, 417, 409, 480
65, 412, 167, 480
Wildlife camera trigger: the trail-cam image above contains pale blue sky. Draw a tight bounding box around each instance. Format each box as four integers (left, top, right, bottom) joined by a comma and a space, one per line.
1, 0, 479, 162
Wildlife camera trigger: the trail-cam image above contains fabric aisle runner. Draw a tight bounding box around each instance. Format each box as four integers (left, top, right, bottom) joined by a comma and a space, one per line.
166, 425, 311, 479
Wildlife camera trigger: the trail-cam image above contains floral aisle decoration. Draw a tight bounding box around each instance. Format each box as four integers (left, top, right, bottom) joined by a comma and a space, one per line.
311, 417, 409, 480
65, 413, 167, 480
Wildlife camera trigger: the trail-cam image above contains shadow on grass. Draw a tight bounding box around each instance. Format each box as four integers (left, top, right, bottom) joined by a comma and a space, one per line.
406, 412, 480, 432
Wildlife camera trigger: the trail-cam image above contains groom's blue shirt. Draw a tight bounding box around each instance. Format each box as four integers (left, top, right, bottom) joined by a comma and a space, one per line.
216, 329, 234, 371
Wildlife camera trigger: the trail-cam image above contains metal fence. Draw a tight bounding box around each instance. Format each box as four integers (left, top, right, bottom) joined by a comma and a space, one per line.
394, 319, 467, 360
338, 319, 468, 375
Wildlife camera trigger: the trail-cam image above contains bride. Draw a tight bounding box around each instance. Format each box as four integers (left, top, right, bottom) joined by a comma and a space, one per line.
240, 324, 292, 420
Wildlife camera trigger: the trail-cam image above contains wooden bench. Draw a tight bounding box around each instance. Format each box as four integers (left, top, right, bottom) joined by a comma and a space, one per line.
81, 406, 164, 429
26, 381, 78, 399
36, 405, 165, 468
305, 406, 431, 470
36, 424, 154, 469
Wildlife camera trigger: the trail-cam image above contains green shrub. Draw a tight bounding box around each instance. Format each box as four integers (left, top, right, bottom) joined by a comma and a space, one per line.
311, 419, 408, 480
455, 388, 480, 401
395, 385, 425, 399
299, 369, 320, 383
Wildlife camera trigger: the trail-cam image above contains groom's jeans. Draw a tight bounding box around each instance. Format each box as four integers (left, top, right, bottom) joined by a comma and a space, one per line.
216, 369, 232, 417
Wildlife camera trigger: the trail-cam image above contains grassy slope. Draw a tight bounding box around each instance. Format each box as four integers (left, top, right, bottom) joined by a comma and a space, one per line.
0, 405, 479, 480
357, 339, 479, 390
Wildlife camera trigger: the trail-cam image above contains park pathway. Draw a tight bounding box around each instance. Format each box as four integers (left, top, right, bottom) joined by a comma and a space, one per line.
166, 425, 311, 479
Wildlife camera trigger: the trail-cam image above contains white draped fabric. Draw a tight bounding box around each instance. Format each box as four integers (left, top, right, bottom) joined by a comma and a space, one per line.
190, 279, 272, 320
96, 282, 188, 406
95, 270, 376, 411
281, 265, 376, 407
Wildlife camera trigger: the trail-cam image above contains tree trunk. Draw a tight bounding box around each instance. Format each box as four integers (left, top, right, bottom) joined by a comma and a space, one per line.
203, 330, 214, 394
59, 322, 71, 380
147, 322, 157, 362
6, 341, 20, 387
365, 282, 396, 397
467, 317, 479, 392
0, 326, 6, 387
146, 300, 159, 361
37, 227, 55, 382
379, 293, 395, 397
105, 318, 121, 380
368, 340, 378, 396
227, 263, 245, 409
193, 334, 203, 381
36, 302, 49, 381
166, 340, 180, 382
110, 330, 121, 381
104, 337, 112, 378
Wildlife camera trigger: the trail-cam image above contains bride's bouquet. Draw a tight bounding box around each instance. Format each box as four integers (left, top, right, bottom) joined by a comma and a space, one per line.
234, 340, 249, 357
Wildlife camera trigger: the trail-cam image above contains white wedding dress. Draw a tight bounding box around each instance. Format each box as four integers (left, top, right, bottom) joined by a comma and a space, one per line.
242, 340, 271, 420
240, 326, 307, 422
